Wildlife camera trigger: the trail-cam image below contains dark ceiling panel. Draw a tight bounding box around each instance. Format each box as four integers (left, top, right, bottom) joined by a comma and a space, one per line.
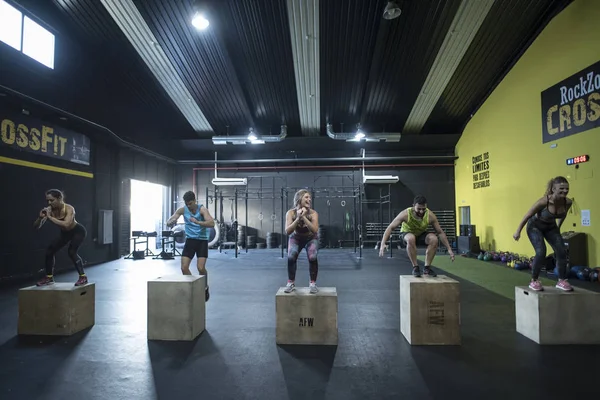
53, 0, 122, 44
360, 0, 461, 133
319, 0, 382, 133
132, 0, 254, 136
51, 0, 192, 117
213, 0, 301, 136
421, 0, 574, 135
320, 0, 461, 134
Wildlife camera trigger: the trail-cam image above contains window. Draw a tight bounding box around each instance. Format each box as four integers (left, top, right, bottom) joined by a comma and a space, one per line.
0, 0, 22, 51
0, 0, 55, 69
23, 16, 55, 69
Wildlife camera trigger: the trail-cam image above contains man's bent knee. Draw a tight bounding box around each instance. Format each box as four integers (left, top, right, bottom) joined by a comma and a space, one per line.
404, 235, 417, 248
426, 234, 439, 247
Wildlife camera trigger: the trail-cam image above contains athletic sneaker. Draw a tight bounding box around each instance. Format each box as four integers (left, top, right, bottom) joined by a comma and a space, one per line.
423, 266, 437, 277
412, 266, 422, 277
205, 286, 210, 302
36, 276, 55, 286
75, 275, 88, 286
284, 281, 295, 293
555, 279, 573, 292
309, 281, 319, 294
529, 279, 543, 291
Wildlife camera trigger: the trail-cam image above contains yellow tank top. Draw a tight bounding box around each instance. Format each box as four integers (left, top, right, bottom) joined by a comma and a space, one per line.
400, 207, 429, 235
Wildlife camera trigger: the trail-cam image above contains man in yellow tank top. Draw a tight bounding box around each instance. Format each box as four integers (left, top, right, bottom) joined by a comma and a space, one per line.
379, 195, 455, 277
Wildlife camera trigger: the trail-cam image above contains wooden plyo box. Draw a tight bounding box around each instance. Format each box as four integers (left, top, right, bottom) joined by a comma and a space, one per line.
515, 285, 600, 345
18, 283, 95, 336
147, 274, 206, 341
276, 287, 338, 345
400, 275, 461, 345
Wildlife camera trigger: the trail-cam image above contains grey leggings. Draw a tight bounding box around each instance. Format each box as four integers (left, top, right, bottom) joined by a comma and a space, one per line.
526, 218, 567, 280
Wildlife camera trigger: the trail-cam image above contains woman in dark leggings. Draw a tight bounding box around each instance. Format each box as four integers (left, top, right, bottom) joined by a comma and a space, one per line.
513, 176, 573, 292
283, 189, 320, 294
33, 189, 88, 287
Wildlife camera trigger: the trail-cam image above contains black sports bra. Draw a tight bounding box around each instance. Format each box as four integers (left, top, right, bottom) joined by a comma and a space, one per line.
535, 196, 568, 222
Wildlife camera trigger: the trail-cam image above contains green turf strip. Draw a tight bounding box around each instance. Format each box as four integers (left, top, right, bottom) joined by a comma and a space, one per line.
417, 255, 555, 300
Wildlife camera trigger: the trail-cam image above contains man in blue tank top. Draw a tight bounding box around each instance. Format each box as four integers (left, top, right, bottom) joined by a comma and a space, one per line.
166, 191, 215, 301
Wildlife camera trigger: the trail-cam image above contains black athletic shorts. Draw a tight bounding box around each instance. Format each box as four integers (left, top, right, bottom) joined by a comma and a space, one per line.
398, 231, 430, 246
182, 238, 208, 259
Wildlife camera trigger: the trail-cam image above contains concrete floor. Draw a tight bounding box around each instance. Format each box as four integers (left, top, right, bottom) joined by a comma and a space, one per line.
0, 248, 598, 400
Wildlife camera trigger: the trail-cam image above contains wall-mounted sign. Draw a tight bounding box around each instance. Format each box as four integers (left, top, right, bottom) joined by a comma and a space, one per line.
541, 60, 600, 143
472, 151, 490, 190
1, 110, 90, 165
566, 154, 589, 165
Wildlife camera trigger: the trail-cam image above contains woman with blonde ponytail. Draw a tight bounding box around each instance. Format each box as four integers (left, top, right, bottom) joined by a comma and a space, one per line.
283, 189, 320, 294
513, 176, 573, 292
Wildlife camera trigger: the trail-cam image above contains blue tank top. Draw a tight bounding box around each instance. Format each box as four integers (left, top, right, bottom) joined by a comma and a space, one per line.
184, 204, 209, 240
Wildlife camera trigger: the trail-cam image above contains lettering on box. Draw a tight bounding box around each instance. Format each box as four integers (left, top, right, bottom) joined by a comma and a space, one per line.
428, 301, 445, 325
299, 317, 314, 327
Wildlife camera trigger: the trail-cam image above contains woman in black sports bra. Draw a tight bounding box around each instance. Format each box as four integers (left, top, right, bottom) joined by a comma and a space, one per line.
513, 176, 573, 292
33, 189, 88, 287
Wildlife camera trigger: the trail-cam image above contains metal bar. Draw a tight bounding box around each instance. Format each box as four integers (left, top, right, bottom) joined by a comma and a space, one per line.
192, 169, 196, 196
205, 186, 208, 213
379, 187, 383, 253
388, 183, 393, 259
218, 190, 223, 253
183, 155, 456, 164
281, 187, 285, 259
353, 188, 357, 253
245, 190, 248, 254
235, 189, 238, 259
190, 163, 455, 170
359, 184, 363, 259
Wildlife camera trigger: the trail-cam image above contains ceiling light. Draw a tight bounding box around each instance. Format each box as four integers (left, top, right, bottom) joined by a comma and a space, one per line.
191, 12, 209, 30
383, 1, 401, 20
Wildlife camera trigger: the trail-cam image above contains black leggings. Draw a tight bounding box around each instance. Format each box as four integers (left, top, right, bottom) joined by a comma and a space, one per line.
526, 218, 566, 280
287, 233, 319, 282
46, 223, 87, 276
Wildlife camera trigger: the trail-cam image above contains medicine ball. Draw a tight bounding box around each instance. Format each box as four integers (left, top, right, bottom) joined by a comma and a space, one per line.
576, 267, 592, 281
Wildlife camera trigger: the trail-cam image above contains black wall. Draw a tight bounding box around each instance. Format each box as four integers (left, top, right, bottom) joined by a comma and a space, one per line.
177, 164, 455, 249
0, 0, 180, 281
0, 104, 176, 282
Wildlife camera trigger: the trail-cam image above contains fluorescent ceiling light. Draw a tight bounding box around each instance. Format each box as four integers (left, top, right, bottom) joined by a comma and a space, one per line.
363, 175, 399, 184
287, 0, 320, 136
211, 177, 248, 186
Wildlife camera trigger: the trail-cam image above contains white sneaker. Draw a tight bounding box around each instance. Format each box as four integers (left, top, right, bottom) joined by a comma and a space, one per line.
309, 281, 318, 294
284, 281, 295, 293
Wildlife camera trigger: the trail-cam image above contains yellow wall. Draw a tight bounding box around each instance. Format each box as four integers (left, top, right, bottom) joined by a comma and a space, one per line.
454, 0, 600, 267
